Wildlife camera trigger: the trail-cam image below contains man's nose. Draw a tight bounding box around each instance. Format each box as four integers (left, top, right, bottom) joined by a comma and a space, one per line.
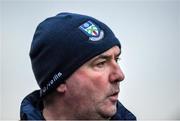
109, 61, 125, 83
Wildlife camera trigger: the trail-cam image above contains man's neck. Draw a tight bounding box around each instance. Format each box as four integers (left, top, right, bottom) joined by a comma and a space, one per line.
43, 104, 75, 120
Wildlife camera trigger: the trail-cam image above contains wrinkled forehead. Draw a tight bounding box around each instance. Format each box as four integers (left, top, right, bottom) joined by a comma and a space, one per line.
86, 45, 121, 63
104, 46, 120, 55
95, 45, 121, 58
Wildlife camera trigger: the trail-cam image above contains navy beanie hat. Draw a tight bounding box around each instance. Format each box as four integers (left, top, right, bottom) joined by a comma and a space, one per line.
30, 12, 121, 97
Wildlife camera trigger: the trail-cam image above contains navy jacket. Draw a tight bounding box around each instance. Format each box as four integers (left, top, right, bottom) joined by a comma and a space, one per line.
20, 90, 136, 120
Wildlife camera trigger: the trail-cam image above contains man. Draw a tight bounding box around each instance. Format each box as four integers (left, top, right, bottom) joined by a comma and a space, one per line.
20, 12, 136, 120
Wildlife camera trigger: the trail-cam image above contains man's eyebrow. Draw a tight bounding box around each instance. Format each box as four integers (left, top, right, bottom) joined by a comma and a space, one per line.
116, 51, 121, 57
92, 51, 121, 62
96, 55, 112, 60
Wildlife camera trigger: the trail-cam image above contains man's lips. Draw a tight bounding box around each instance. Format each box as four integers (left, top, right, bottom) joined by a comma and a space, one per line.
108, 90, 119, 102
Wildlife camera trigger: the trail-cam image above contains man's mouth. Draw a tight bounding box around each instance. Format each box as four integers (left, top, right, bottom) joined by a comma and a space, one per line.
108, 90, 119, 102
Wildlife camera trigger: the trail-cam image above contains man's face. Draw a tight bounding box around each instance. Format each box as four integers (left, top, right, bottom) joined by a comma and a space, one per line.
64, 45, 125, 119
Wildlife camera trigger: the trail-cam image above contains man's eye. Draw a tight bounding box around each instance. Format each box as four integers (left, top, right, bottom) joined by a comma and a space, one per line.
96, 61, 106, 68
115, 57, 121, 62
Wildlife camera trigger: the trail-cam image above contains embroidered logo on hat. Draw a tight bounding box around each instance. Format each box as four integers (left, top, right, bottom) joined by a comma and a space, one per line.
79, 20, 104, 41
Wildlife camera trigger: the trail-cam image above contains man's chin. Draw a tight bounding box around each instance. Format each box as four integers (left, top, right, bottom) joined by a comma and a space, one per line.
99, 104, 117, 119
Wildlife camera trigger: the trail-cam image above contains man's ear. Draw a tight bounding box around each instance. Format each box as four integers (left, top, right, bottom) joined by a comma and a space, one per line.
56, 83, 67, 93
